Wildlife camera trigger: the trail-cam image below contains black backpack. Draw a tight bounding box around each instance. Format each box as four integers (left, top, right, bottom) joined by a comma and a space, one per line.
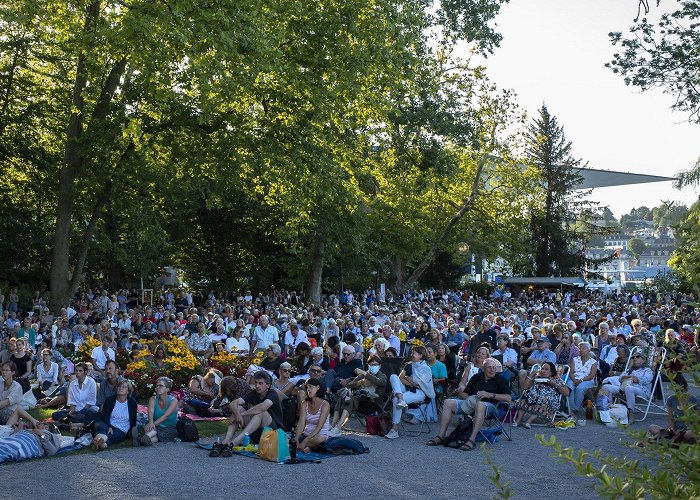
443, 416, 473, 448
177, 416, 199, 442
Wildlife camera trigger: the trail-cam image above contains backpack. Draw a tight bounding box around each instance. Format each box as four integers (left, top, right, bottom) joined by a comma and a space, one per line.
443, 416, 473, 448
177, 416, 199, 442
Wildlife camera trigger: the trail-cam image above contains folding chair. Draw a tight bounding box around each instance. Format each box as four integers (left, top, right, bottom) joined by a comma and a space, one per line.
552, 364, 571, 423
353, 357, 403, 430
401, 399, 432, 437
478, 401, 512, 442
612, 346, 667, 421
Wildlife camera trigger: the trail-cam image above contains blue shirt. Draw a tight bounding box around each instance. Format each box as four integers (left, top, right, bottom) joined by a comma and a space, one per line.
530, 348, 556, 365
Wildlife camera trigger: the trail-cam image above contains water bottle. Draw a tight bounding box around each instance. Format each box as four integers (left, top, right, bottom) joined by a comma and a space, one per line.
242, 432, 250, 447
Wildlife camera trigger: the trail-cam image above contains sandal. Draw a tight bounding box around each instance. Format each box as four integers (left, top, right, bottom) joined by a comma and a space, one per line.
460, 439, 476, 451
220, 443, 233, 457
208, 443, 223, 457
426, 436, 446, 446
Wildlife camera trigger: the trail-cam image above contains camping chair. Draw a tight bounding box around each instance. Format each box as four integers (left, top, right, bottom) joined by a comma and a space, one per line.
552, 364, 571, 423
400, 398, 432, 437
612, 346, 667, 421
477, 401, 512, 443
353, 357, 403, 430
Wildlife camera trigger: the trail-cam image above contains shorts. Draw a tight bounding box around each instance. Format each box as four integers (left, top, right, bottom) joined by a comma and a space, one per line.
457, 395, 496, 417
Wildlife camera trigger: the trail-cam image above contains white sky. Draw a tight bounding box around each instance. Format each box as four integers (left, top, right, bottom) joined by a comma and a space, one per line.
470, 0, 699, 218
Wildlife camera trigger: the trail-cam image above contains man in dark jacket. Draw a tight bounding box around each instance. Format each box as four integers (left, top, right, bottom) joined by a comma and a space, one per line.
324, 346, 363, 391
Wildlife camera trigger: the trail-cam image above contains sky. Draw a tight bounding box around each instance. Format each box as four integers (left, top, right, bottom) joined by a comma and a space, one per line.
470, 0, 699, 218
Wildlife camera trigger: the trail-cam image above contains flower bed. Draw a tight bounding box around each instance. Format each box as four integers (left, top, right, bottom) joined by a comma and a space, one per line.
124, 337, 200, 400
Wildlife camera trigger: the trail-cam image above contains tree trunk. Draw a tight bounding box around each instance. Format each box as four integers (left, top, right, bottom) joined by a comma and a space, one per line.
48, 3, 127, 310
104, 203, 122, 288
388, 255, 405, 293
404, 150, 491, 288
305, 232, 324, 305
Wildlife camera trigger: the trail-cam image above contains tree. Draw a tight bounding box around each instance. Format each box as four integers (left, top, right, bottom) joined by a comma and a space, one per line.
669, 199, 700, 294
652, 200, 689, 229
524, 104, 601, 277
627, 237, 647, 258
608, 0, 700, 124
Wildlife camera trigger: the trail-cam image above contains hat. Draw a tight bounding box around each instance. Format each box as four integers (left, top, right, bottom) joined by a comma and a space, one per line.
681, 324, 692, 331
536, 336, 551, 344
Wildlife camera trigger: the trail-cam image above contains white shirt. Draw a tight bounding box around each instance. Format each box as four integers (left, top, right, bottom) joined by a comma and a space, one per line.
68, 376, 97, 411
91, 346, 115, 369
252, 325, 279, 349
37, 361, 59, 383
284, 330, 309, 350
226, 337, 250, 354
110, 399, 131, 433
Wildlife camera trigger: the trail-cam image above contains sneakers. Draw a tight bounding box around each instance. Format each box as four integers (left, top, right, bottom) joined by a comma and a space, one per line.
328, 427, 342, 437
385, 429, 400, 439
140, 435, 153, 446
132, 430, 140, 447
395, 399, 408, 409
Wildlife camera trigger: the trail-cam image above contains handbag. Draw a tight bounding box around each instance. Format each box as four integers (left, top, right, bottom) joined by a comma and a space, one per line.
365, 415, 381, 435
257, 427, 291, 462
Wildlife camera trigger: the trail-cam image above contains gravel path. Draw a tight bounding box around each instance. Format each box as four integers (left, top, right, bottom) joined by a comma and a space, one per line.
2, 410, 667, 499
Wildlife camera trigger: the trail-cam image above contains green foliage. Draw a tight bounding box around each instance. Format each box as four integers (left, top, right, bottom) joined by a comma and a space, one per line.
627, 238, 647, 258
483, 443, 513, 499
0, 0, 520, 298
652, 201, 689, 229
608, 0, 700, 124
669, 200, 700, 294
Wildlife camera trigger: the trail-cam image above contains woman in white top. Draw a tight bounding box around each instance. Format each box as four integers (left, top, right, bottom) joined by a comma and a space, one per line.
492, 335, 518, 382
566, 342, 597, 416
460, 344, 490, 385
36, 349, 59, 391
226, 326, 250, 355
92, 380, 137, 450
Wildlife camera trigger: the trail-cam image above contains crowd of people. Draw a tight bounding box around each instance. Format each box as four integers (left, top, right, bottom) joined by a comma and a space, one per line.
0, 284, 698, 461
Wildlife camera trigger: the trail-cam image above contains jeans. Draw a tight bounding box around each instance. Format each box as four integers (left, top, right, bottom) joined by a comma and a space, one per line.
389, 374, 426, 424
566, 379, 596, 413
95, 422, 128, 445
52, 406, 99, 423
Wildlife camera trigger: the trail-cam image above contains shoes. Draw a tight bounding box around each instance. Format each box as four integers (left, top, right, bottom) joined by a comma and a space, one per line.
140, 435, 153, 446
385, 429, 400, 439
522, 423, 532, 430
132, 431, 140, 447
511, 422, 519, 427
407, 417, 422, 425
395, 400, 408, 409
328, 427, 342, 437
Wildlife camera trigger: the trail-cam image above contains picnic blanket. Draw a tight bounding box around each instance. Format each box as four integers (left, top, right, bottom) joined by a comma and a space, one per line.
194, 442, 336, 464
136, 404, 228, 422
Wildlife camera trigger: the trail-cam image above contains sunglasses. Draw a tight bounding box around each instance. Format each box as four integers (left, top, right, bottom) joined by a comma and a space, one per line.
632, 355, 643, 359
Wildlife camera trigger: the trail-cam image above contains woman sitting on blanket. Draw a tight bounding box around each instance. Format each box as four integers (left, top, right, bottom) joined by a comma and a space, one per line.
512, 361, 570, 428
211, 376, 251, 415
182, 369, 222, 415
246, 344, 283, 383
295, 378, 331, 452
139, 376, 179, 446
328, 355, 387, 437
92, 380, 137, 451
0, 361, 23, 425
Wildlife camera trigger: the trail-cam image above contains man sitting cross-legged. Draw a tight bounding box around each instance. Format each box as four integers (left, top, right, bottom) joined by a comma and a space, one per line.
216, 371, 283, 455
426, 357, 510, 450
